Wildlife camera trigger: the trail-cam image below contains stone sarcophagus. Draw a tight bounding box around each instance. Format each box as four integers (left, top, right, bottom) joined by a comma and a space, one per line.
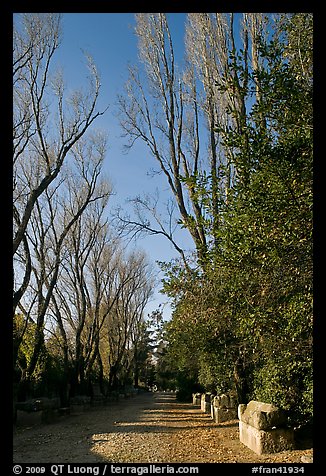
201, 392, 213, 413
211, 393, 238, 423
238, 401, 295, 455
192, 393, 202, 406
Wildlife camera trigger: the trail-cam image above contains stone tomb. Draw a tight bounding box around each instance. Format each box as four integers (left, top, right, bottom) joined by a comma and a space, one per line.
15, 397, 61, 425
201, 392, 213, 413
211, 393, 238, 423
238, 401, 295, 454
192, 393, 201, 406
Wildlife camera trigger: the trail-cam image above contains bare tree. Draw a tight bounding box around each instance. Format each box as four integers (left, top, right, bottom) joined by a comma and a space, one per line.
48, 196, 114, 396
13, 13, 107, 316
118, 14, 208, 265
102, 251, 154, 389
48, 204, 154, 395
15, 130, 111, 388
185, 13, 269, 202
117, 13, 271, 264
115, 190, 190, 270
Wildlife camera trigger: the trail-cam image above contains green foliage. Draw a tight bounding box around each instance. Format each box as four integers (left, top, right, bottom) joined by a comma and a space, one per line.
33, 352, 66, 398
175, 372, 201, 402
13, 14, 312, 426
252, 354, 313, 426
14, 314, 71, 399
14, 314, 47, 385
133, 320, 157, 388
198, 352, 233, 395
157, 13, 313, 425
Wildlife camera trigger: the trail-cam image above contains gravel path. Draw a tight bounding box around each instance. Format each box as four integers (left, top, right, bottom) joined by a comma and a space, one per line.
13, 391, 313, 464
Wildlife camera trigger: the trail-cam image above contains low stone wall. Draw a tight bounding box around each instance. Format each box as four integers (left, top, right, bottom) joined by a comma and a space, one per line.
238, 401, 295, 454
15, 397, 67, 425
15, 397, 60, 412
211, 393, 238, 423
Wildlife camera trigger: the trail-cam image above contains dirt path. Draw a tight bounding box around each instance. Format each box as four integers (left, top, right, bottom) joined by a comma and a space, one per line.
13, 392, 313, 463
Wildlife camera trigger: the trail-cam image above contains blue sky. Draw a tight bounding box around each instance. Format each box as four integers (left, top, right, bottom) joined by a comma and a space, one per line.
54, 13, 192, 320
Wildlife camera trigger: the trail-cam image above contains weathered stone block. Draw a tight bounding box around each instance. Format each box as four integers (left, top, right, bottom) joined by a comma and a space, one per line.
16, 409, 42, 426
239, 420, 294, 454
219, 394, 229, 408
212, 407, 238, 423
211, 393, 238, 423
238, 401, 294, 455
238, 400, 287, 430
15, 397, 60, 413
192, 393, 201, 406
201, 393, 213, 412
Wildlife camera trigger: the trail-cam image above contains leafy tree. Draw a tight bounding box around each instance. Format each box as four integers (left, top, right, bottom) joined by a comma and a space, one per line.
14, 314, 47, 400
152, 13, 312, 424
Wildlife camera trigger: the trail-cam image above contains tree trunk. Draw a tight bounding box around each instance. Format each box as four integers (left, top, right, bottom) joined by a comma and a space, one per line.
233, 356, 249, 404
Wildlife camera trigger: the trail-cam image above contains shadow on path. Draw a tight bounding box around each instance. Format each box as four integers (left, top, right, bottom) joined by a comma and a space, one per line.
13, 391, 312, 464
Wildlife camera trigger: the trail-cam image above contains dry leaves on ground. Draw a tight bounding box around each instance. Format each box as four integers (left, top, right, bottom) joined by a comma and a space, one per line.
13, 392, 313, 464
